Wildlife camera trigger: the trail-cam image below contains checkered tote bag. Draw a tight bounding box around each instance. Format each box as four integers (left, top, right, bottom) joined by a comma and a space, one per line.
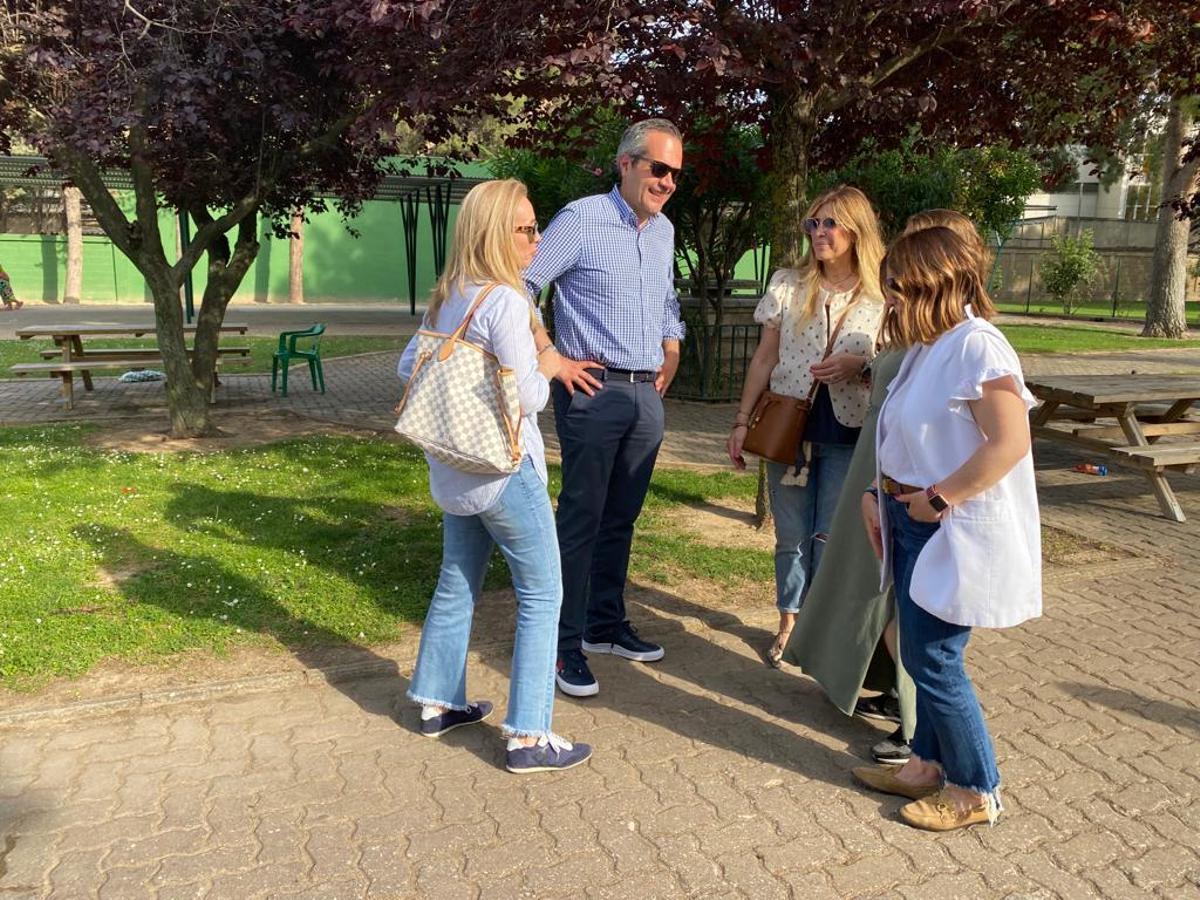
394, 283, 523, 474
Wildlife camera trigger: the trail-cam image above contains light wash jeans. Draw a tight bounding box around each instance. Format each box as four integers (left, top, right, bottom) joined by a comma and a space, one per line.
886, 493, 1002, 806
408, 458, 562, 737
766, 442, 855, 614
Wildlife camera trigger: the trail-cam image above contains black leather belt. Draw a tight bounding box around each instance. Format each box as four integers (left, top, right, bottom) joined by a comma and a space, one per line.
881, 475, 922, 496
586, 367, 656, 383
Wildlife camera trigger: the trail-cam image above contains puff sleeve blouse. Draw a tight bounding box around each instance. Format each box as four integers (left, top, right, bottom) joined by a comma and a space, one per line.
753, 268, 884, 428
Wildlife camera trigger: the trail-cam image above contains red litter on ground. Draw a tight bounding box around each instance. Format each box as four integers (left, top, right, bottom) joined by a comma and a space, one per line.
1073, 463, 1108, 476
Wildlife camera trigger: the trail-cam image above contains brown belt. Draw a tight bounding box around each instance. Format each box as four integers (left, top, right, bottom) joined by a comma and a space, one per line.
881, 475, 921, 497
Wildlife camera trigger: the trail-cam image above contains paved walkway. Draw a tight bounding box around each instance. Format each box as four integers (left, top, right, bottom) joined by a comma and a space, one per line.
1, 339, 1199, 898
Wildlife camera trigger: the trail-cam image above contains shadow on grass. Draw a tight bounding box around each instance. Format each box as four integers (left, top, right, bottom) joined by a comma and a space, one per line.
159, 482, 458, 624
72, 524, 441, 738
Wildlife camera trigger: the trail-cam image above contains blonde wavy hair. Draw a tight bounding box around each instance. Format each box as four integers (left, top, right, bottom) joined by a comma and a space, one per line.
426, 179, 530, 326
794, 184, 886, 324
901, 208, 991, 283
882, 226, 997, 347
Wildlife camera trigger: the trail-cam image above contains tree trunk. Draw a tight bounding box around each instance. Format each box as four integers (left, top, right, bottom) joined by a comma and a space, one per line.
1143, 96, 1200, 339
148, 261, 214, 438
767, 89, 815, 269
289, 211, 304, 304
188, 214, 260, 431
756, 89, 815, 526
755, 458, 772, 529
62, 185, 83, 304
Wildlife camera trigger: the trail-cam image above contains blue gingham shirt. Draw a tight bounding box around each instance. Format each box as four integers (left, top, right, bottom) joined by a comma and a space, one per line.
525, 186, 686, 371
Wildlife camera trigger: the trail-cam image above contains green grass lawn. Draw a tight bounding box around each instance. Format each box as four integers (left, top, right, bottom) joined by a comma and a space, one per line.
0, 426, 773, 691
0, 335, 403, 376
997, 300, 1200, 328
0, 423, 1125, 692
998, 322, 1200, 354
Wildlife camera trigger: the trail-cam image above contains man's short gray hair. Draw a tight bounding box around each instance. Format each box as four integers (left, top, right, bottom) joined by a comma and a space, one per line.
615, 118, 682, 171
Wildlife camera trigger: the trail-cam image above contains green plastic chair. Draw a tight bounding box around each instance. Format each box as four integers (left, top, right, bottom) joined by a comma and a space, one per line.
271, 324, 326, 397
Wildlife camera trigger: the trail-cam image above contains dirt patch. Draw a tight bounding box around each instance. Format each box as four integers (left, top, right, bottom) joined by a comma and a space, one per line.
88, 560, 150, 591
1041, 523, 1136, 567
83, 410, 373, 453
657, 498, 775, 552
631, 570, 771, 610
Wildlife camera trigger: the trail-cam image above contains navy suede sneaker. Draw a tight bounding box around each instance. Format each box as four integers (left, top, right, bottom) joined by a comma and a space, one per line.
582, 622, 664, 662
872, 727, 912, 765
555, 650, 599, 697
506, 733, 593, 774
853, 694, 901, 724
419, 701, 493, 737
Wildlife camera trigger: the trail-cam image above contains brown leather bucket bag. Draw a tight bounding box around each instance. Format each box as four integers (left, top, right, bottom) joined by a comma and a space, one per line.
742, 305, 852, 465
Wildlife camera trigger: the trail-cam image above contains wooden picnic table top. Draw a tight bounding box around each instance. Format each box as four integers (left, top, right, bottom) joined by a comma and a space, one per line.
15, 322, 250, 340
1025, 374, 1200, 406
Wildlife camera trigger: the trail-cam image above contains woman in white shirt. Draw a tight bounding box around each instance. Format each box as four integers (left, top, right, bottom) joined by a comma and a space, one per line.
852, 225, 1041, 831
397, 180, 591, 774
728, 185, 886, 665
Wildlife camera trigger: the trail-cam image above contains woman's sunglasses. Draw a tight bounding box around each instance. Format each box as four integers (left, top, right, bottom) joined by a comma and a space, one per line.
633, 155, 683, 180
802, 216, 840, 235
514, 224, 541, 242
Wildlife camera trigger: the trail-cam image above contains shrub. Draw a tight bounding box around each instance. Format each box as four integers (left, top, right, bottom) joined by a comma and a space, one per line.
1039, 230, 1105, 315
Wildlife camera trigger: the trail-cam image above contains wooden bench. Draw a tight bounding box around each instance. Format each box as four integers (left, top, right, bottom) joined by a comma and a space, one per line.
1070, 418, 1200, 441
37, 346, 251, 361
12, 356, 252, 409
1110, 443, 1200, 473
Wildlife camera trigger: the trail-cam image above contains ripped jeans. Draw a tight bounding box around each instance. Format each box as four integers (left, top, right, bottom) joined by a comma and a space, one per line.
765, 442, 855, 614
886, 493, 1002, 804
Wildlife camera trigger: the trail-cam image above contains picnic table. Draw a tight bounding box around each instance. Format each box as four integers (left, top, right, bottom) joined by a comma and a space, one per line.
1026, 374, 1200, 522
11, 322, 251, 409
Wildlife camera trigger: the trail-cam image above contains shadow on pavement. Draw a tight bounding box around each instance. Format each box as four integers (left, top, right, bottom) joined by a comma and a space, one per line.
471, 582, 872, 789
1059, 681, 1200, 737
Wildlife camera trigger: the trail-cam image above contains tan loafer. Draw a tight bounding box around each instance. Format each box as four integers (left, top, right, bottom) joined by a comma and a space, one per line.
851, 765, 941, 800
899, 789, 997, 831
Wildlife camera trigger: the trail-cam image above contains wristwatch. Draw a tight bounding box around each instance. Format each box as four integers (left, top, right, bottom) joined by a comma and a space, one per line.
925, 485, 950, 514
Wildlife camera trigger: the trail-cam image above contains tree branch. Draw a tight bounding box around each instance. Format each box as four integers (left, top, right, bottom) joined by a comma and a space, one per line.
172, 193, 259, 281
53, 147, 136, 258
824, 0, 1023, 115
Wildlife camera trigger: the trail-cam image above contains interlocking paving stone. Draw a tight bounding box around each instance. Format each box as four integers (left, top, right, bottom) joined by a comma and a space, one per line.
2, 343, 1200, 897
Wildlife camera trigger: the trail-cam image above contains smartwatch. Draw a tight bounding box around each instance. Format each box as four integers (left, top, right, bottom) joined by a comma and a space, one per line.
925, 485, 950, 513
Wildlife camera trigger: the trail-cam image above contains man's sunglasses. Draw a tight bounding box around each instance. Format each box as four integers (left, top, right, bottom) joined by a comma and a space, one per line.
633, 155, 683, 181
514, 223, 540, 241
803, 216, 841, 235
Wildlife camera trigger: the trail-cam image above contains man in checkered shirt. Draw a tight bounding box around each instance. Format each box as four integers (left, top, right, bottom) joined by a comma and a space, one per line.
525, 119, 687, 699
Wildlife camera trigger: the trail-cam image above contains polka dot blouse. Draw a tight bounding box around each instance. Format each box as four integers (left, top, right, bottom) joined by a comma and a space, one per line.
753, 267, 885, 429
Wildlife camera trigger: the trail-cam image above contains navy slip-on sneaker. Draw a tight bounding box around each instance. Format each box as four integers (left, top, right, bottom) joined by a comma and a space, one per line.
582, 622, 664, 662
419, 700, 493, 737
555, 650, 599, 697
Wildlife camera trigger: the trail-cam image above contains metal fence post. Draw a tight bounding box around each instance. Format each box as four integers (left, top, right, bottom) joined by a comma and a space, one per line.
1026, 256, 1034, 313
1110, 256, 1121, 317
399, 191, 420, 316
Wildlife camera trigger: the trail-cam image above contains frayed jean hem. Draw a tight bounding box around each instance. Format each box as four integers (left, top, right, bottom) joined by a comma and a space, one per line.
406, 690, 471, 713
501, 724, 549, 739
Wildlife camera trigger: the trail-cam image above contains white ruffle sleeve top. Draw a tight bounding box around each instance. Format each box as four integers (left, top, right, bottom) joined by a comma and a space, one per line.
875, 310, 1042, 629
